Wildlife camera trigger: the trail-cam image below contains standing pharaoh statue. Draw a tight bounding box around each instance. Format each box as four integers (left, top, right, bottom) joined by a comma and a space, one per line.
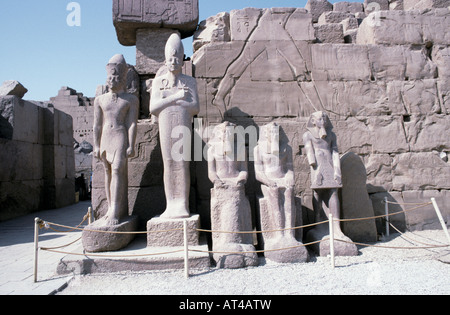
208, 122, 258, 268
254, 123, 309, 263
303, 111, 358, 256
82, 54, 139, 252
150, 33, 200, 219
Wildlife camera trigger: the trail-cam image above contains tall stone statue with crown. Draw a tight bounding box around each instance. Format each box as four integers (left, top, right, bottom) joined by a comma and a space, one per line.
146, 33, 201, 247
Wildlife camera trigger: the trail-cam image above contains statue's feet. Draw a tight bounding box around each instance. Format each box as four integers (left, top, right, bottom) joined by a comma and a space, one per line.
94, 214, 119, 227
160, 207, 190, 219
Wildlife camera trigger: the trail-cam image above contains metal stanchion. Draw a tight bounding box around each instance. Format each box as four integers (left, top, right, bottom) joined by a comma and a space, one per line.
183, 220, 190, 279
329, 213, 335, 269
33, 217, 40, 283
384, 197, 389, 237
431, 198, 450, 245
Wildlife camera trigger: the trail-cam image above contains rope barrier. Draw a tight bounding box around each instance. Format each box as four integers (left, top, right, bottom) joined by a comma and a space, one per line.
336, 238, 449, 250
33, 197, 448, 282
189, 239, 324, 255
383, 200, 433, 206
196, 220, 328, 235
40, 247, 185, 258
42, 221, 183, 235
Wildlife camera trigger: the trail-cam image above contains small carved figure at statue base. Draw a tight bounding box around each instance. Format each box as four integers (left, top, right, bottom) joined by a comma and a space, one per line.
208, 122, 258, 268
255, 123, 309, 263
82, 54, 139, 252
303, 111, 358, 257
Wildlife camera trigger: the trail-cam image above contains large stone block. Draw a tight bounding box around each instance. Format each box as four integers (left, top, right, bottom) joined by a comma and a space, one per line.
311, 44, 371, 81
230, 8, 315, 42
113, 0, 199, 46
364, 0, 390, 11
432, 45, 450, 79
136, 28, 179, 75
356, 9, 450, 45
404, 0, 450, 10
82, 216, 138, 252
405, 114, 450, 151
193, 12, 230, 52
317, 11, 354, 24
0, 96, 41, 144
305, 0, 333, 23
364, 154, 394, 193
147, 214, 200, 247
333, 1, 364, 13
340, 152, 378, 243
0, 180, 44, 221
372, 190, 450, 232
314, 23, 345, 43
333, 116, 409, 154
0, 80, 28, 99
392, 152, 450, 191
401, 190, 450, 230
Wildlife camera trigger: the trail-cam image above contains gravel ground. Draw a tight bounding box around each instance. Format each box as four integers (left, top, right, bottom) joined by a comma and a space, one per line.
57, 230, 450, 295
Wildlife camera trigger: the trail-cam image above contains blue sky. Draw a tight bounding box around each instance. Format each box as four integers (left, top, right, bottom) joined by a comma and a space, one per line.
0, 0, 361, 101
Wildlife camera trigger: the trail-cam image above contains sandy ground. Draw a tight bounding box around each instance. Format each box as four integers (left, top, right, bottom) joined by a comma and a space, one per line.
57, 229, 450, 295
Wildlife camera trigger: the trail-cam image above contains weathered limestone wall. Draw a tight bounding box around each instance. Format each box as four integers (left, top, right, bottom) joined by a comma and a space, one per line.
191, 4, 450, 233
0, 95, 75, 221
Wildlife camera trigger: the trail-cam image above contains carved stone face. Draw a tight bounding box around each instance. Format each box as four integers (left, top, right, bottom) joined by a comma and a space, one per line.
261, 123, 280, 155
106, 54, 127, 92
166, 50, 183, 73
165, 34, 184, 73
213, 122, 235, 157
308, 111, 330, 139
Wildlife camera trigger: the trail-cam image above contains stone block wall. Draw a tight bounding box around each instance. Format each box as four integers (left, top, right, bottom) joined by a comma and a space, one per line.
191, 4, 450, 232
0, 96, 75, 221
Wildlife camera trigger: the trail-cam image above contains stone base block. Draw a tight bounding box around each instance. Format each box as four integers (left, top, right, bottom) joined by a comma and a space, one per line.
82, 216, 138, 253
213, 243, 259, 269
263, 238, 310, 263
57, 236, 210, 275
305, 226, 358, 257
147, 214, 200, 247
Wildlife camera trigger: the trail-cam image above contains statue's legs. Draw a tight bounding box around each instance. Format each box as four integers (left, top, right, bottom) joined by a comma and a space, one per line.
158, 108, 192, 219
161, 159, 190, 219
283, 187, 297, 240
102, 156, 128, 225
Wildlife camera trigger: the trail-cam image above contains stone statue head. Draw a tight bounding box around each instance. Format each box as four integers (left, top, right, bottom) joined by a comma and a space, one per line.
307, 111, 333, 139
211, 121, 235, 158
165, 33, 184, 73
259, 122, 280, 155
106, 54, 128, 92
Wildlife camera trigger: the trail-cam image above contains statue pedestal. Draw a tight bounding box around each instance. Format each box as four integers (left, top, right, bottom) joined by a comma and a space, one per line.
82, 216, 138, 253
210, 186, 259, 269
305, 225, 358, 257
57, 236, 210, 275
257, 196, 309, 263
147, 214, 201, 247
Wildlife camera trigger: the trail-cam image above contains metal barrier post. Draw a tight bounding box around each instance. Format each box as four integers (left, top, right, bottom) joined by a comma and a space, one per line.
329, 213, 335, 269
183, 220, 190, 279
431, 198, 450, 245
33, 217, 40, 283
384, 197, 389, 237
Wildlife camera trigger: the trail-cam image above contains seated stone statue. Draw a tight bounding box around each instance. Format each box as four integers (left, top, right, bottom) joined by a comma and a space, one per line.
149, 33, 199, 219
303, 111, 358, 256
207, 122, 258, 268
254, 122, 309, 263
82, 54, 139, 252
